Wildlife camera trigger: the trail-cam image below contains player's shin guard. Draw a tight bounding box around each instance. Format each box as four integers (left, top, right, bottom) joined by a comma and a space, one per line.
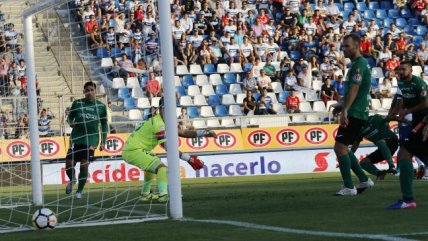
66, 166, 76, 183
360, 159, 379, 176
77, 165, 88, 193
349, 152, 368, 182
156, 167, 168, 196
142, 172, 155, 194
399, 159, 415, 201
375, 140, 394, 167
338, 154, 353, 188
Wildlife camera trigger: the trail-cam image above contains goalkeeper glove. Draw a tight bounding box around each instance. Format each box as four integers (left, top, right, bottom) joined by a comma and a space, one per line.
188, 155, 204, 170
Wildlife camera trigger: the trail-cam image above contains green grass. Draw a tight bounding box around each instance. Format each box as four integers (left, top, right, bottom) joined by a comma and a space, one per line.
2, 173, 428, 241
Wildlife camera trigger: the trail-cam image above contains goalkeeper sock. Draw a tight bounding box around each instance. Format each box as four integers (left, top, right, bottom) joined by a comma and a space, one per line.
156, 167, 168, 196
77, 164, 88, 193
360, 159, 379, 176
142, 172, 155, 194
349, 152, 368, 182
375, 140, 394, 167
66, 166, 76, 183
399, 159, 414, 201
338, 154, 353, 188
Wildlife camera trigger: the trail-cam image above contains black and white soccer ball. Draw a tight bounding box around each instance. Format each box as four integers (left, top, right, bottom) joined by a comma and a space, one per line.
32, 208, 57, 230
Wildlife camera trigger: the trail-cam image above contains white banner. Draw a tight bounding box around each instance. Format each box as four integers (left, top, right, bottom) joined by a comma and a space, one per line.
42, 147, 411, 185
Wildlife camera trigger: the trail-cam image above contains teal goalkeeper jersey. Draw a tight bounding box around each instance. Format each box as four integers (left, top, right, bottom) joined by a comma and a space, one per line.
67, 98, 108, 147
123, 114, 166, 151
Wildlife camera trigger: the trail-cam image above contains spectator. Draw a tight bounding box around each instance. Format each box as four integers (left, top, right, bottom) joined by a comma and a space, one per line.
4, 23, 22, 50
297, 64, 312, 89
197, 39, 215, 65
178, 108, 193, 130
266, 37, 281, 61
333, 75, 345, 100
320, 56, 334, 78
360, 34, 373, 57
15, 113, 29, 139
378, 77, 393, 99
284, 70, 298, 91
385, 54, 400, 77
378, 45, 392, 67
416, 42, 428, 66
145, 72, 162, 97
257, 69, 273, 91
285, 89, 301, 113
321, 77, 336, 104
253, 36, 268, 61
240, 36, 254, 64
38, 108, 52, 137
263, 59, 277, 78
85, 15, 99, 34
224, 37, 241, 65
256, 88, 277, 115
118, 53, 135, 79
243, 71, 258, 93
243, 90, 257, 115
145, 32, 160, 66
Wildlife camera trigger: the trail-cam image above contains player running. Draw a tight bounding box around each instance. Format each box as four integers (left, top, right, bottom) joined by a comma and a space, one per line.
65, 81, 108, 199
351, 114, 398, 184
122, 99, 216, 202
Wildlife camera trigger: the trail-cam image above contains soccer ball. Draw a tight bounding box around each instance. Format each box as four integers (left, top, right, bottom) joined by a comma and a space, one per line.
32, 208, 57, 229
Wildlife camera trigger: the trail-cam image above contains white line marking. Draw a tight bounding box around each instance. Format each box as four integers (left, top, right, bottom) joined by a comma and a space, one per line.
396, 232, 428, 236
182, 218, 419, 241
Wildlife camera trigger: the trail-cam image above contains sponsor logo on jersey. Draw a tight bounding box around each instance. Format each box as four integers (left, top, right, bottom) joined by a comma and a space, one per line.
247, 130, 272, 147
39, 139, 60, 157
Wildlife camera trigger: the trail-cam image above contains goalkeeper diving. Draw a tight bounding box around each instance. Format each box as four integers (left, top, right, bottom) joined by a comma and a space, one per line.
122, 98, 216, 202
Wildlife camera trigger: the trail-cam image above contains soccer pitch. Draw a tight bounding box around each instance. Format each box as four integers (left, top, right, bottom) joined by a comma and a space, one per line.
2, 173, 428, 241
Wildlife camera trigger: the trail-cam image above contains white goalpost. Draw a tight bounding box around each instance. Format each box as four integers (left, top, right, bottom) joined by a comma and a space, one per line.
0, 0, 183, 232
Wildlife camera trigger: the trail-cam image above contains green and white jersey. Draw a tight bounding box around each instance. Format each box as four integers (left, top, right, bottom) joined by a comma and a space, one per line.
123, 114, 166, 151
356, 114, 397, 144
396, 75, 428, 117
68, 98, 108, 147
344, 56, 371, 120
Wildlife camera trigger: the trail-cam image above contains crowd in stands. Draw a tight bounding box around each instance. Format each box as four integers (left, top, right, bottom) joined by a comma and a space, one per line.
76, 0, 428, 123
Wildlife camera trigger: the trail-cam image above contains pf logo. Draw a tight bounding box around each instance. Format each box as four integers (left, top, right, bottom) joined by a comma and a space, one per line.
39, 139, 60, 157
247, 130, 271, 147
276, 129, 300, 146
313, 152, 329, 172
186, 137, 208, 150
104, 136, 124, 154
7, 141, 30, 158
305, 128, 328, 144
214, 132, 236, 149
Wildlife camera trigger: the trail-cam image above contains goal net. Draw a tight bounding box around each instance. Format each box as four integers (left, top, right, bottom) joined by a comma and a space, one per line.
0, 0, 176, 232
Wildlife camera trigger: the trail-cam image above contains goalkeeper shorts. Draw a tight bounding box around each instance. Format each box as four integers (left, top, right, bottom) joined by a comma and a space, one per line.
122, 149, 163, 173
66, 144, 95, 163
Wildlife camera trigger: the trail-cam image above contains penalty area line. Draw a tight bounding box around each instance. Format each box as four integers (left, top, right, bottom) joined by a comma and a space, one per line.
181, 218, 418, 241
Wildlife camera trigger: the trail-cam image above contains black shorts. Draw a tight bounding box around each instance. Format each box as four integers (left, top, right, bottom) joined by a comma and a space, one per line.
367, 138, 399, 164
335, 117, 367, 146
66, 144, 95, 163
402, 127, 428, 163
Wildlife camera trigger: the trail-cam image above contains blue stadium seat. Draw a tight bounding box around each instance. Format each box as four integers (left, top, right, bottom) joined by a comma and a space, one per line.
380, 1, 393, 10
215, 84, 229, 96
182, 75, 195, 88
108, 19, 115, 28
176, 86, 186, 97
412, 36, 424, 48
416, 26, 427, 36
363, 10, 375, 20
140, 75, 149, 88
356, 2, 367, 11
342, 10, 351, 20
253, 92, 261, 101
203, 64, 216, 74
215, 105, 229, 117
110, 47, 122, 58
143, 108, 151, 120
383, 18, 394, 28
187, 106, 200, 118
97, 47, 109, 58
278, 91, 289, 104
404, 26, 416, 35
207, 95, 221, 106
366, 57, 376, 68
289, 50, 301, 61
424, 65, 428, 75
388, 9, 400, 19
396, 18, 407, 29
244, 62, 253, 72
335, 3, 343, 11
123, 97, 136, 110
368, 1, 380, 10
118, 88, 131, 99
408, 18, 421, 26
401, 8, 412, 18
376, 10, 387, 19
343, 2, 355, 11
223, 73, 237, 85
124, 47, 132, 59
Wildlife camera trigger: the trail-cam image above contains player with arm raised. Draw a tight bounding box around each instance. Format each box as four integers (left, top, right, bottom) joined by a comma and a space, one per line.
65, 81, 108, 199
122, 99, 216, 202
351, 114, 398, 184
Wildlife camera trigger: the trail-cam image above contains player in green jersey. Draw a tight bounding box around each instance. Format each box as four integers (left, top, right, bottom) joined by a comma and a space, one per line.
122, 99, 216, 202
351, 114, 398, 183
332, 34, 373, 196
387, 61, 428, 209
65, 81, 108, 199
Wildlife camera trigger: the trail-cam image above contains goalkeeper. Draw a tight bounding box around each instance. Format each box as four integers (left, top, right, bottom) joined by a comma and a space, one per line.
351, 114, 398, 184
122, 99, 216, 202
65, 81, 108, 199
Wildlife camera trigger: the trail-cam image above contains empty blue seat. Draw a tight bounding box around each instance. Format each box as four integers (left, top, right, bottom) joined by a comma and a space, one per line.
216, 84, 229, 96
203, 64, 216, 74
368, 1, 380, 10
278, 91, 289, 104
356, 2, 367, 11
412, 36, 424, 48
366, 57, 376, 68
244, 62, 253, 72
123, 97, 136, 110
207, 95, 221, 106
396, 18, 407, 29
97, 47, 109, 58
289, 50, 301, 61
223, 73, 236, 85
401, 8, 412, 18
380, 1, 393, 10
404, 26, 416, 35
215, 105, 229, 117
110, 47, 122, 58
388, 9, 400, 19
253, 92, 261, 101
124, 47, 132, 59
187, 106, 200, 118
376, 10, 387, 19
176, 86, 186, 97
363, 10, 375, 19
140, 75, 149, 88
342, 10, 351, 20
408, 18, 421, 26
182, 75, 195, 88
118, 88, 131, 99
416, 26, 427, 36
343, 2, 354, 11
383, 18, 394, 28
143, 108, 151, 120
424, 65, 428, 75
109, 19, 115, 28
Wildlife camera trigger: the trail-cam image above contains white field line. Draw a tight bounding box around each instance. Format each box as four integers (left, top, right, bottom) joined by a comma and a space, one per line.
181, 218, 419, 241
